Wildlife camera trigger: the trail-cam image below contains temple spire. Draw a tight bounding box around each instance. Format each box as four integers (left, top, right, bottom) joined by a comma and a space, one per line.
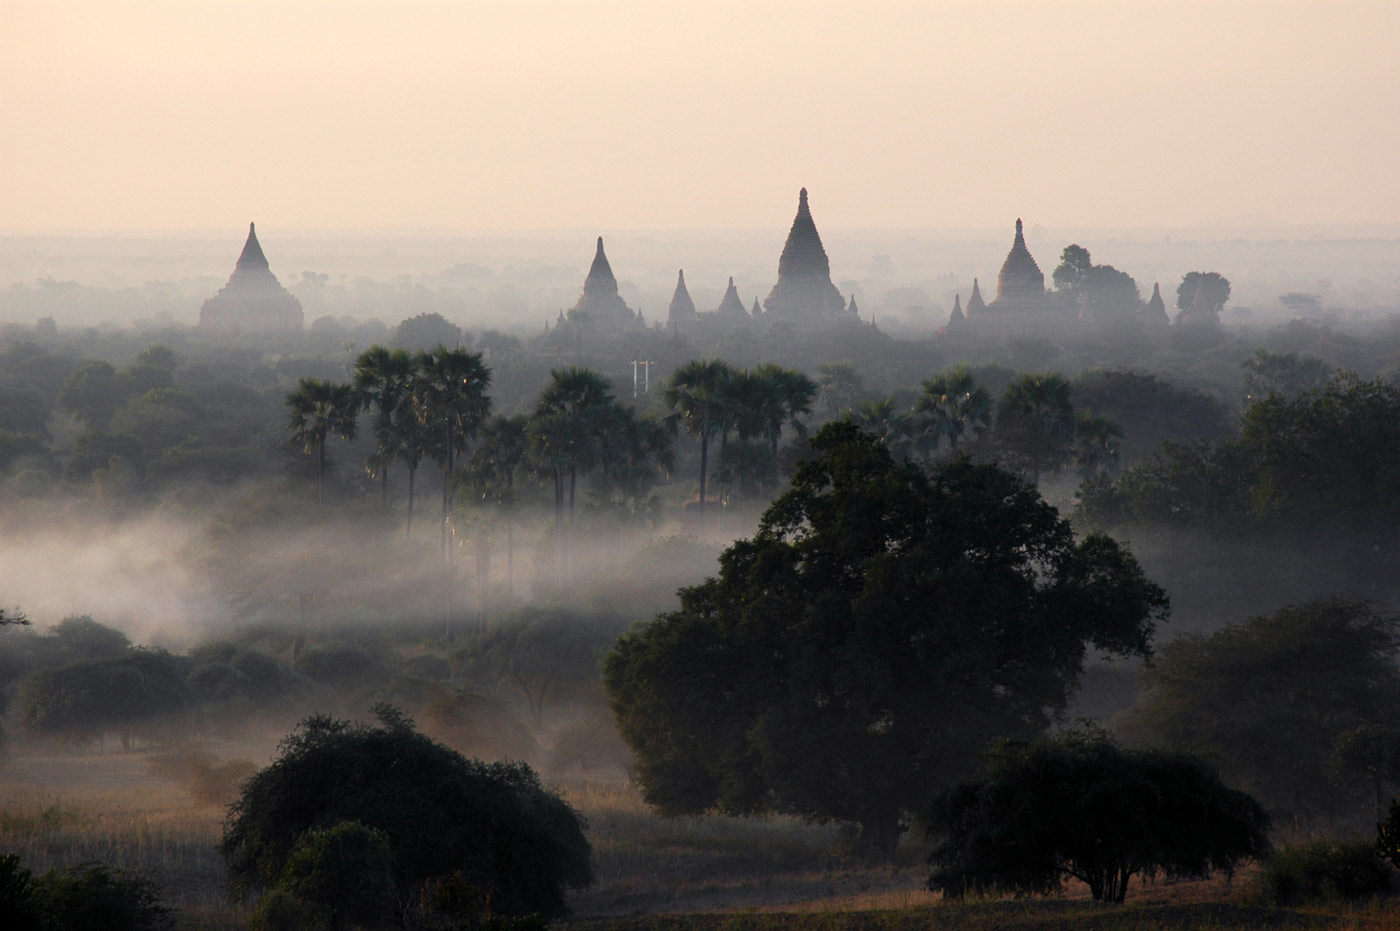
235, 221, 269, 272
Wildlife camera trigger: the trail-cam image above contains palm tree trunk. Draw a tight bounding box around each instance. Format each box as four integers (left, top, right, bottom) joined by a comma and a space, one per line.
506, 521, 514, 598
698, 434, 709, 514
476, 535, 489, 634
442, 422, 454, 558
317, 438, 326, 506
554, 469, 564, 589
567, 465, 576, 586
381, 464, 388, 505
406, 465, 416, 539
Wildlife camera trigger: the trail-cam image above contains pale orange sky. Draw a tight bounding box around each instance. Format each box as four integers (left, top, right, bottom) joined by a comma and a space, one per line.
3, 0, 1397, 233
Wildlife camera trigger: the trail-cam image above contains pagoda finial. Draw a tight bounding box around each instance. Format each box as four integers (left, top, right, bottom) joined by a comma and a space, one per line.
1015, 218, 1023, 236
799, 187, 808, 205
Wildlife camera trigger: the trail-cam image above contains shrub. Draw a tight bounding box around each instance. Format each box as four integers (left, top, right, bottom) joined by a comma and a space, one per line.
27, 861, 171, 931
928, 730, 1271, 903
276, 821, 396, 929
0, 854, 37, 931
221, 705, 592, 918
1257, 838, 1394, 904
246, 889, 322, 931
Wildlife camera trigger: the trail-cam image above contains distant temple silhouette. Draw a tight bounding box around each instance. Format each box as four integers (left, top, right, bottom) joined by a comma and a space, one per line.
567, 237, 642, 330
947, 219, 1060, 335
763, 188, 853, 325
199, 223, 303, 335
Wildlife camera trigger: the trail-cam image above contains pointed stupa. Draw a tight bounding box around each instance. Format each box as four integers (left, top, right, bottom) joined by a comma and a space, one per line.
847, 294, 860, 317
763, 188, 847, 324
993, 218, 1045, 305
569, 236, 634, 327
751, 297, 763, 318
667, 269, 697, 328
965, 278, 987, 317
1142, 282, 1170, 328
947, 293, 966, 328
715, 276, 750, 319
199, 222, 303, 335
235, 222, 270, 272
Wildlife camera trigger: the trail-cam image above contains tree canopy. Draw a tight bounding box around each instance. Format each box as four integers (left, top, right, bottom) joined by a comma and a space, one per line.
604, 422, 1167, 857
1121, 599, 1400, 824
927, 729, 1270, 903
219, 706, 592, 918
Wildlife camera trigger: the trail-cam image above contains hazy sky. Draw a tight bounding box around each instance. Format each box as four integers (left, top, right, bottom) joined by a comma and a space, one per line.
4, 0, 1397, 233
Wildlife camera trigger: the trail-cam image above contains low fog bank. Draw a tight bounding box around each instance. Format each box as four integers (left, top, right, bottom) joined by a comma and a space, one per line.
4, 227, 1398, 335
0, 492, 735, 652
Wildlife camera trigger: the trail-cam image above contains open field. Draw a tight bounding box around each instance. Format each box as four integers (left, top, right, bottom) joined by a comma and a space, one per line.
3, 744, 1400, 930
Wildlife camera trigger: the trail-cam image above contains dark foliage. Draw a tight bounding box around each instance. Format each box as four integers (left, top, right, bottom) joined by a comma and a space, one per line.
15, 648, 191, 749
220, 706, 592, 918
1260, 839, 1394, 905
928, 730, 1270, 903
605, 422, 1167, 857
10, 859, 172, 931
1123, 599, 1400, 825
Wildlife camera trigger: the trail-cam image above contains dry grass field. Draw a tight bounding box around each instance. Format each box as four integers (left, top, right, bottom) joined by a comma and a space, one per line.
4, 743, 1400, 930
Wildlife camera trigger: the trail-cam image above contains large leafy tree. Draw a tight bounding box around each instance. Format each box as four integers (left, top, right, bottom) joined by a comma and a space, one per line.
604, 423, 1167, 857
928, 730, 1270, 903
1121, 599, 1400, 825
285, 377, 359, 505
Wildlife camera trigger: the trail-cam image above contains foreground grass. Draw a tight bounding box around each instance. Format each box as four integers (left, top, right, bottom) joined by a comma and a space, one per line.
560, 900, 1389, 931
6, 749, 1400, 930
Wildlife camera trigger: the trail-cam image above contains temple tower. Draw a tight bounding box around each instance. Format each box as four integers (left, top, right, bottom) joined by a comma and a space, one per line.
992, 219, 1045, 307
568, 237, 634, 328
715, 276, 750, 320
762, 188, 848, 324
199, 223, 303, 335
667, 270, 698, 329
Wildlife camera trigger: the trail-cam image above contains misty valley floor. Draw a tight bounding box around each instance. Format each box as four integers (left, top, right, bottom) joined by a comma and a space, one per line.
0, 746, 1394, 930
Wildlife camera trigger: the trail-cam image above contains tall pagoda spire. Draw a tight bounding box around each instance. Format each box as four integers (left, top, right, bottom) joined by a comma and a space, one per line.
235, 222, 269, 272
583, 236, 619, 301
569, 236, 634, 327
763, 187, 847, 323
994, 218, 1045, 305
199, 222, 302, 335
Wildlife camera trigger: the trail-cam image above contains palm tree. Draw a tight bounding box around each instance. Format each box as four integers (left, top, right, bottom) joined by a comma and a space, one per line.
528, 368, 616, 586
752, 363, 817, 461
663, 358, 734, 515
1074, 412, 1124, 479
816, 359, 864, 418
997, 371, 1076, 485
353, 345, 415, 504
592, 405, 675, 523
850, 396, 915, 459
469, 414, 529, 597
285, 377, 359, 505
914, 365, 993, 458
393, 401, 433, 539
413, 346, 492, 552
532, 367, 615, 525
